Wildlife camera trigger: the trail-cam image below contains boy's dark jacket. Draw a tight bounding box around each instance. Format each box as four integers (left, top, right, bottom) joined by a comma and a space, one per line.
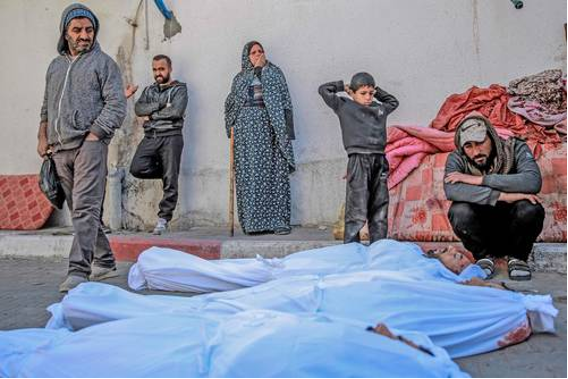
318, 81, 399, 155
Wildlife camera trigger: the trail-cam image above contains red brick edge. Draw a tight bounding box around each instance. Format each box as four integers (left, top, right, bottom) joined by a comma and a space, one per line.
109, 236, 221, 262
107, 238, 471, 263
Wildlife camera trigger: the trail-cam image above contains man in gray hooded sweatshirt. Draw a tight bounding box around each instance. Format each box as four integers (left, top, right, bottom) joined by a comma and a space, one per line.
444, 112, 544, 281
37, 3, 126, 292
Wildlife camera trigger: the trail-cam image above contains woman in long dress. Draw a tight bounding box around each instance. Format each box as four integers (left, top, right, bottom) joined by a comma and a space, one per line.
224, 41, 295, 235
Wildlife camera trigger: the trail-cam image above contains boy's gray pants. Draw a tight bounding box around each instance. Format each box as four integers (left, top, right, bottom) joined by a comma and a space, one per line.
344, 153, 389, 244
52, 140, 116, 278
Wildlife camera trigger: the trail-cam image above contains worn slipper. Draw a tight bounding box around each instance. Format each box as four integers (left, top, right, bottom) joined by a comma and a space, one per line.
508, 258, 532, 281
476, 257, 495, 279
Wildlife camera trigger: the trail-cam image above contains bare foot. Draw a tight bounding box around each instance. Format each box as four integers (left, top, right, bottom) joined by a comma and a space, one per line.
461, 277, 506, 290
369, 322, 434, 356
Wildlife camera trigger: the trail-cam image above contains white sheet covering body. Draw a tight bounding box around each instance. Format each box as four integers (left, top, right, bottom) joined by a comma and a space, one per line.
128, 239, 485, 292
47, 270, 557, 358
0, 310, 469, 378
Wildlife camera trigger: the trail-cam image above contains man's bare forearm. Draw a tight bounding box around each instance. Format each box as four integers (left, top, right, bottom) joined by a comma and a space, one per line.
38, 121, 48, 140
37, 121, 49, 157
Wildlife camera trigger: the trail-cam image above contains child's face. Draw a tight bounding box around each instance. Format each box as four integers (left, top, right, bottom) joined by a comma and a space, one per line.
349, 85, 376, 106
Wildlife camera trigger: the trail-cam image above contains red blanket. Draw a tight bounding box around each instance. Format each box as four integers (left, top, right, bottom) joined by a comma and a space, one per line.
430, 84, 562, 145
0, 175, 54, 230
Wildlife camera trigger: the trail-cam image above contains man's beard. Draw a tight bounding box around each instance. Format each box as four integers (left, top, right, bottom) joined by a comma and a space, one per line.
468, 152, 494, 172
67, 37, 92, 53
155, 74, 170, 84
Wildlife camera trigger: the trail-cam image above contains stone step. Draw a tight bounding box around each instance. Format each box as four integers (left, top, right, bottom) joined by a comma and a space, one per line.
0, 230, 564, 273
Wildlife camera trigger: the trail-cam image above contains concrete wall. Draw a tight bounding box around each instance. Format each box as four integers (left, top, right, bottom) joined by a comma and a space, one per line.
0, 0, 565, 229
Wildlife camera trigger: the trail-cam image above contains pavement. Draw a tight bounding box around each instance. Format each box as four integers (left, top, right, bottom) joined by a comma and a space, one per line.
456, 269, 567, 378
0, 257, 565, 377
0, 227, 566, 377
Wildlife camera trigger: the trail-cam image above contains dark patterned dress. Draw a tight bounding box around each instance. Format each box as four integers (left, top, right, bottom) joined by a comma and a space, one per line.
224, 42, 295, 234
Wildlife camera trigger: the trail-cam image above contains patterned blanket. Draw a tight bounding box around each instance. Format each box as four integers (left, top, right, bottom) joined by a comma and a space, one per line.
0, 175, 54, 230
387, 143, 566, 242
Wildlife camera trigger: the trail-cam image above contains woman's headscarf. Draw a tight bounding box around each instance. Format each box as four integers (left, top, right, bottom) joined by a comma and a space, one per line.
224, 41, 295, 172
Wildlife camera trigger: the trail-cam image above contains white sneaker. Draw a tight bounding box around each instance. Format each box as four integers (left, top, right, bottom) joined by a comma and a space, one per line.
152, 218, 168, 235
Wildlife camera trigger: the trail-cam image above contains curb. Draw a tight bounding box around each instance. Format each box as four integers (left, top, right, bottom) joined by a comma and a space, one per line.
110, 235, 221, 261
531, 243, 567, 274
0, 234, 565, 274
220, 240, 339, 259
0, 234, 73, 259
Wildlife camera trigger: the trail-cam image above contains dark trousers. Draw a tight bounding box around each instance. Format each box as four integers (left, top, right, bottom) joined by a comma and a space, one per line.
344, 153, 389, 244
448, 200, 545, 261
129, 134, 184, 222
52, 141, 116, 278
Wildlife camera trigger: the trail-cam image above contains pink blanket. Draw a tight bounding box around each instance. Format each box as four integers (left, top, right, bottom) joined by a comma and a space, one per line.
386, 125, 514, 189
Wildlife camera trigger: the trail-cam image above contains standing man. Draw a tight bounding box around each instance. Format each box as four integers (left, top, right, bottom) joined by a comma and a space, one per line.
130, 55, 188, 235
37, 3, 126, 292
444, 112, 544, 281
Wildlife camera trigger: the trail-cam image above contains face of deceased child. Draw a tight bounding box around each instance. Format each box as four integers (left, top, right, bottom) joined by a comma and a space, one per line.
438, 246, 471, 274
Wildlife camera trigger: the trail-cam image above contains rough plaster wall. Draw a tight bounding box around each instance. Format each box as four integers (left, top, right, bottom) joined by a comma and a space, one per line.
0, 0, 565, 230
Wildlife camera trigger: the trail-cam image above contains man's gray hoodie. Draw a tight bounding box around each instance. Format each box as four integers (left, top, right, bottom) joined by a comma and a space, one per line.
134, 80, 188, 137
40, 3, 126, 151
444, 113, 542, 206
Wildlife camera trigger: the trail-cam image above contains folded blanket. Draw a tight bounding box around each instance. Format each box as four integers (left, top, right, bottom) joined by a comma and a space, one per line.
507, 70, 567, 131
429, 84, 562, 145
0, 175, 53, 230
508, 69, 566, 114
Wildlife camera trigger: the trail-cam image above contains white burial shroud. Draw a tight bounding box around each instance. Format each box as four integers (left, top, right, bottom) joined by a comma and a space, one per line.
0, 310, 469, 378
127, 239, 487, 292
47, 269, 557, 358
